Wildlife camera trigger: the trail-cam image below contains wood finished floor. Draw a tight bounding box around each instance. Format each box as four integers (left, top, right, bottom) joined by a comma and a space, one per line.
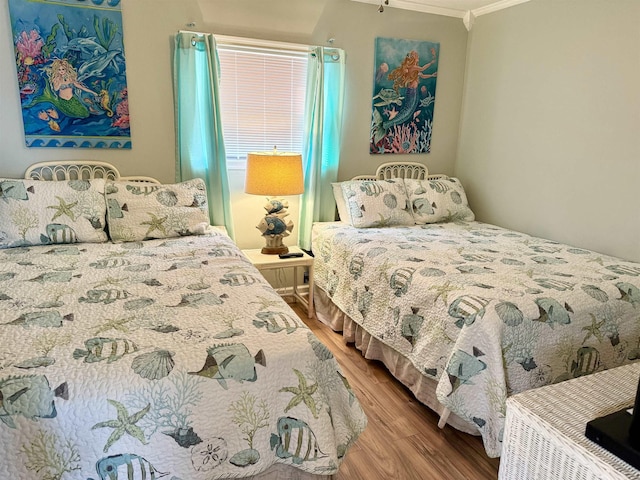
290, 303, 501, 480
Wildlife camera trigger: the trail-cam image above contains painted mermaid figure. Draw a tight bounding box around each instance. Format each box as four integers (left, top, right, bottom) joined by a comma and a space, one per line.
384, 48, 437, 129
371, 46, 438, 148
28, 58, 97, 119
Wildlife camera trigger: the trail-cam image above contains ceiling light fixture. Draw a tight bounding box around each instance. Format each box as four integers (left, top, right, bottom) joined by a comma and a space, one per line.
378, 0, 389, 13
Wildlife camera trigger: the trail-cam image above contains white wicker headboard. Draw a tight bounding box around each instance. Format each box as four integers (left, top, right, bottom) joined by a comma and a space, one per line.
24, 160, 160, 184
352, 162, 446, 181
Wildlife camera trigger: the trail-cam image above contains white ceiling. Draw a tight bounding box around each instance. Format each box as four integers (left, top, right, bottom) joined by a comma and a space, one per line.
350, 0, 530, 28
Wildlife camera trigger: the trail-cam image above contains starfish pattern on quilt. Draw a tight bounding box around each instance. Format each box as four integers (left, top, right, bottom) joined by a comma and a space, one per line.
91, 399, 150, 452
280, 369, 319, 418
582, 314, 606, 344
429, 280, 461, 306
93, 316, 134, 335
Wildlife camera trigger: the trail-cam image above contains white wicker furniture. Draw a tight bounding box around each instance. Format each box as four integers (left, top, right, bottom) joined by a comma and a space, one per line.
352, 161, 440, 181
499, 362, 640, 480
24, 160, 160, 183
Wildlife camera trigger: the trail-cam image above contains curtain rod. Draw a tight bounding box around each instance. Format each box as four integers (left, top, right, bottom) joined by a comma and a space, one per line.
180, 31, 310, 53
213, 34, 311, 53
179, 31, 341, 60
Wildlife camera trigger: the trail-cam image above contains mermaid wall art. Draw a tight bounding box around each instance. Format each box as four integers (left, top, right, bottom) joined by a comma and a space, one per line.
370, 37, 439, 154
8, 0, 131, 148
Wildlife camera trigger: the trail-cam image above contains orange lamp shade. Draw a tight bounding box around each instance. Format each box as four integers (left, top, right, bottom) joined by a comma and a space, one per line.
245, 151, 304, 196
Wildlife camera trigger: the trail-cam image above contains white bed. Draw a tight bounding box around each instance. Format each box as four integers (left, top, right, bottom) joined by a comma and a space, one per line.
312, 162, 640, 458
0, 161, 367, 480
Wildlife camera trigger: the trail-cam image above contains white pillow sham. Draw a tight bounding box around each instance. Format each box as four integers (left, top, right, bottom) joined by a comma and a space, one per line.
405, 177, 474, 224
105, 179, 210, 242
337, 179, 414, 228
0, 178, 107, 248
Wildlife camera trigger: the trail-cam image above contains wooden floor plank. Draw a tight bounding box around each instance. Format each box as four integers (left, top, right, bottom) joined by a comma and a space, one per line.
290, 303, 500, 480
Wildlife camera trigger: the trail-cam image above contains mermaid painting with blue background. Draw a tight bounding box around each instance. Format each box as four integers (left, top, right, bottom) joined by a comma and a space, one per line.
8, 0, 131, 148
370, 37, 439, 154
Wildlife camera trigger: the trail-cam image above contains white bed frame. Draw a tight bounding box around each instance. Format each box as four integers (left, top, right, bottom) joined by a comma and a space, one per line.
352, 161, 447, 182
24, 160, 160, 184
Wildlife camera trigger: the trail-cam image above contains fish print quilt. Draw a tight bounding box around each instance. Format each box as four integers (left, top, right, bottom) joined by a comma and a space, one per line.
312, 221, 640, 457
0, 230, 366, 479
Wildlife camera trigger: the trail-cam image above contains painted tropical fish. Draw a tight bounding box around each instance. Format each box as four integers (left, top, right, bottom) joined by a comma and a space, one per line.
171, 292, 227, 308
412, 197, 435, 215
0, 180, 33, 202
572, 346, 601, 377
126, 184, 160, 196
446, 348, 487, 395
532, 298, 572, 327
73, 337, 139, 363
270, 416, 326, 464
401, 307, 424, 347
253, 311, 302, 334
349, 254, 365, 280
79, 289, 132, 304
189, 343, 266, 389
89, 258, 131, 269
390, 267, 416, 297
29, 271, 79, 284
106, 198, 128, 219
0, 375, 68, 428
6, 310, 73, 328
448, 295, 490, 328
88, 453, 168, 480
616, 282, 640, 306
208, 246, 239, 257
219, 272, 260, 287
534, 278, 575, 291
606, 264, 640, 277
41, 223, 77, 244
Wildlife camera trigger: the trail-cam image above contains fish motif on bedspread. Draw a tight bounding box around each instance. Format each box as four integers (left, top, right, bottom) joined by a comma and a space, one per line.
312, 221, 640, 457
0, 229, 366, 478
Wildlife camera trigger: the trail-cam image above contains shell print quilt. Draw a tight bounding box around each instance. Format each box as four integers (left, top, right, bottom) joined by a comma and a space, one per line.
0, 229, 366, 479
312, 221, 640, 457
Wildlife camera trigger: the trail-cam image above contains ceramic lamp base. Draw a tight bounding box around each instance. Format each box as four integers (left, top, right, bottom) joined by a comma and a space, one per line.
261, 235, 289, 255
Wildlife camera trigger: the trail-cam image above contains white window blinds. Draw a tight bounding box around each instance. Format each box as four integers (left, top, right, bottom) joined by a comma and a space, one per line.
217, 44, 308, 166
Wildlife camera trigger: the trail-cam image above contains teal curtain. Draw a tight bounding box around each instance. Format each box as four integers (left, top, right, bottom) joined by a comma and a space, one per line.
298, 47, 346, 251
173, 31, 235, 239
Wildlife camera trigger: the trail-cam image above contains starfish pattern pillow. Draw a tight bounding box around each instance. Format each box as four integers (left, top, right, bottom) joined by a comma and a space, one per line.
105, 179, 210, 242
0, 178, 108, 248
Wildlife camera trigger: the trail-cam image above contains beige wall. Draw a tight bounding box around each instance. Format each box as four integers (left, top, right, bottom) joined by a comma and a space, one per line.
456, 0, 640, 261
0, 0, 468, 250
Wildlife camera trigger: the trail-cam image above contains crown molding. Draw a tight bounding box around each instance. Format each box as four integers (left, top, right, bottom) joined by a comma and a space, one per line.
349, 0, 531, 30
471, 0, 530, 17
350, 0, 465, 18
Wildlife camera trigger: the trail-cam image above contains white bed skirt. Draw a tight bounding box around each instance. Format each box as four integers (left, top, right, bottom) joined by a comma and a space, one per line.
251, 465, 334, 480
314, 285, 479, 436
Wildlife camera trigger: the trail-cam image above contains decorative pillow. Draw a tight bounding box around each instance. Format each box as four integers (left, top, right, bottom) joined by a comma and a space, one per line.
332, 182, 350, 222
0, 178, 107, 248
105, 179, 210, 242
404, 177, 475, 224
338, 179, 414, 228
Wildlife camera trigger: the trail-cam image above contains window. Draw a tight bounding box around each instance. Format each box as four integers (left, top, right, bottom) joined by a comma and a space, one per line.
217, 43, 308, 168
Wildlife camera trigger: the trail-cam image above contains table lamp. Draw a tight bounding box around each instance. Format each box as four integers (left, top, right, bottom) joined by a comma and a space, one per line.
245, 149, 304, 254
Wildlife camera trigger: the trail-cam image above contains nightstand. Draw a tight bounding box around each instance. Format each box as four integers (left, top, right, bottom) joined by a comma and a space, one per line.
242, 246, 314, 318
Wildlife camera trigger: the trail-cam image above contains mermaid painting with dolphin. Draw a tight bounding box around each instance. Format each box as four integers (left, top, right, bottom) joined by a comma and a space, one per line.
370, 39, 439, 153
41, 58, 98, 119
